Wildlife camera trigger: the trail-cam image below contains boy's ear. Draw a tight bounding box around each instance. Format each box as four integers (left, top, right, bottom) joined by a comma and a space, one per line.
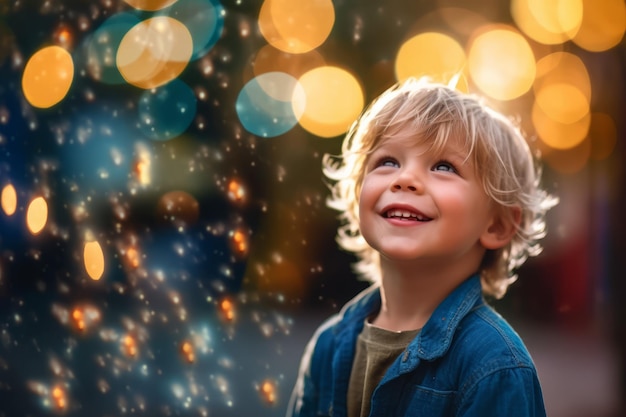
480, 207, 521, 250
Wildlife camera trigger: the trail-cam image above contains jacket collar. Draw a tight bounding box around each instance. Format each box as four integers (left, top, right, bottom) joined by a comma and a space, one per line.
410, 275, 484, 360
335, 274, 484, 361
326, 275, 484, 416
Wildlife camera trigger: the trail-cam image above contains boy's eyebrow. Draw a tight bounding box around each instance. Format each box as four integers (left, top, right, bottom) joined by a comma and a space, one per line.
444, 150, 469, 161
429, 144, 469, 161
373, 137, 472, 164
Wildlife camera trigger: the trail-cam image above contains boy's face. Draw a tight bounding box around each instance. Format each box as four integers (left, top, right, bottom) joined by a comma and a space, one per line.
358, 133, 500, 270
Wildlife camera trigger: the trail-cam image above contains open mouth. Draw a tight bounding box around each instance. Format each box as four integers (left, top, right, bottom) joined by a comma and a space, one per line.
384, 209, 432, 222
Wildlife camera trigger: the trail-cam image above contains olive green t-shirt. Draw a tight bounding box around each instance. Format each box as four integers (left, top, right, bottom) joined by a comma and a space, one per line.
347, 320, 420, 417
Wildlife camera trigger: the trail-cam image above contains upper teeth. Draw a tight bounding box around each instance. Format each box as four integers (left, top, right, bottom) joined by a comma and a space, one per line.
387, 209, 428, 221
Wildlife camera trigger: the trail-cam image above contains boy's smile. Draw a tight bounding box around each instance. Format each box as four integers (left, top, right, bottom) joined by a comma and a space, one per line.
382, 204, 432, 222
358, 133, 499, 269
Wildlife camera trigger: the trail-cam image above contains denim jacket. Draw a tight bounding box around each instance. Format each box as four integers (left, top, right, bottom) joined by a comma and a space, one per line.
287, 275, 546, 417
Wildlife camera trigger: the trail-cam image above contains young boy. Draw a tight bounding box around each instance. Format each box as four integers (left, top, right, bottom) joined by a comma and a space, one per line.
287, 78, 557, 417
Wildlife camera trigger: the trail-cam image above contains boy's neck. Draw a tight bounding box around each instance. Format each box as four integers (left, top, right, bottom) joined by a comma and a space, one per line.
371, 258, 478, 332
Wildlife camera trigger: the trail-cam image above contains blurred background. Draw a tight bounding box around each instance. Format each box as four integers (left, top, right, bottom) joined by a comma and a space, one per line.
0, 0, 625, 416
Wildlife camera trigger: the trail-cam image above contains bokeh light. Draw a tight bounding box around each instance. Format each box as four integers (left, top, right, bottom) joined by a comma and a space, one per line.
511, 0, 582, 44
123, 0, 179, 11
258, 379, 277, 405
84, 240, 105, 281
54, 25, 75, 50
531, 52, 592, 149
138, 78, 198, 141
227, 178, 247, 204
133, 144, 153, 186
160, 0, 225, 60
258, 0, 335, 54
218, 297, 236, 323
22, 46, 74, 108
117, 16, 193, 89
532, 99, 590, 150
86, 12, 142, 85
534, 52, 591, 101
229, 228, 249, 257
122, 334, 138, 357
294, 66, 364, 138
535, 83, 588, 125
573, 0, 626, 51
395, 32, 466, 83
1, 183, 17, 216
68, 304, 102, 332
156, 190, 200, 226
180, 340, 196, 363
51, 385, 68, 411
468, 26, 535, 100
26, 196, 48, 235
236, 72, 303, 138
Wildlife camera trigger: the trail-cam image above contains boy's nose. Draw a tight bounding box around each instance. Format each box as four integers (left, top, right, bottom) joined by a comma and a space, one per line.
391, 171, 424, 193
393, 184, 418, 191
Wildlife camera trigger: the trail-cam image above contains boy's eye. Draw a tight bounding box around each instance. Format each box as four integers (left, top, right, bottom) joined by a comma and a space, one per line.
432, 161, 457, 173
377, 157, 399, 168
369, 155, 398, 169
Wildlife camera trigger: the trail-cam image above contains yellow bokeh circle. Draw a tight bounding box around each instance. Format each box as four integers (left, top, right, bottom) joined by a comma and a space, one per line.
1, 184, 17, 216
26, 196, 48, 235
535, 83, 589, 125
117, 17, 193, 89
123, 0, 179, 11
84, 240, 105, 281
511, 0, 582, 45
532, 100, 590, 150
468, 26, 536, 101
22, 46, 74, 109
258, 0, 335, 54
573, 0, 626, 52
294, 66, 364, 138
534, 52, 591, 101
395, 32, 466, 84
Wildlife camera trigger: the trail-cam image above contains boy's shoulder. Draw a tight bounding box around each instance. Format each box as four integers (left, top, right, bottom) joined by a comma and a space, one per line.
402, 277, 536, 369
300, 285, 380, 383
443, 303, 537, 376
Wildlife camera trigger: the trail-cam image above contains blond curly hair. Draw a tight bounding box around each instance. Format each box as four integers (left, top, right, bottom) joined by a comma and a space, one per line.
323, 77, 558, 298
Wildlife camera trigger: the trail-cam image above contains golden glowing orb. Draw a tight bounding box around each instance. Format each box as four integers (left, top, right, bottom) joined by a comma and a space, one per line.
84, 240, 105, 280
26, 196, 48, 235
1, 184, 17, 216
22, 46, 74, 108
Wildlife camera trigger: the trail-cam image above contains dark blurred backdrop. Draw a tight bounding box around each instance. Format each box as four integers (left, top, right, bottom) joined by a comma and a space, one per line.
0, 0, 624, 416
